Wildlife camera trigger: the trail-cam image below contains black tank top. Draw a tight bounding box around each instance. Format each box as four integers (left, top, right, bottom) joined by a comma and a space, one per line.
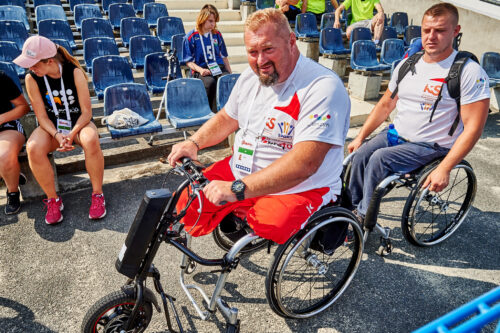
31, 62, 82, 127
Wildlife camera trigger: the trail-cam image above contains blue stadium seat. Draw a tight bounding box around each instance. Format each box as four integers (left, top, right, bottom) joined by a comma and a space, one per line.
0, 41, 24, 78
120, 17, 150, 47
380, 38, 405, 65
481, 52, 500, 87
390, 12, 408, 35
132, 0, 154, 14
165, 78, 214, 128
325, 0, 334, 13
0, 20, 28, 49
0, 61, 22, 92
74, 4, 102, 30
171, 33, 185, 66
216, 73, 239, 111
404, 25, 421, 46
144, 2, 168, 28
84, 37, 119, 72
35, 5, 67, 26
38, 19, 76, 49
378, 26, 397, 47
295, 13, 319, 38
349, 27, 371, 48
108, 3, 135, 29
34, 0, 62, 7
51, 38, 73, 55
144, 52, 182, 94
256, 0, 274, 10
157, 16, 184, 46
129, 35, 162, 69
0, 5, 29, 31
350, 40, 391, 71
92, 55, 134, 99
320, 12, 335, 30
103, 83, 162, 139
69, 0, 95, 12
409, 36, 421, 47
319, 28, 349, 55
4, 0, 25, 10
102, 0, 126, 14
390, 58, 401, 77
81, 18, 114, 41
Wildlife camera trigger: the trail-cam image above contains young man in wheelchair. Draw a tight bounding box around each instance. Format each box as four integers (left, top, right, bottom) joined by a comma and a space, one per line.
168, 8, 350, 246
347, 3, 490, 225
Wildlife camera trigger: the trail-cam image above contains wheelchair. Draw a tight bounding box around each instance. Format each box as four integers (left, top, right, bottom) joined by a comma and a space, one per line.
342, 151, 477, 256
81, 158, 364, 332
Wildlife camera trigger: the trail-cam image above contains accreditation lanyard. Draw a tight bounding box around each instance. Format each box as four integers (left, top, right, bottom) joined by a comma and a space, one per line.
199, 32, 222, 76
43, 64, 72, 135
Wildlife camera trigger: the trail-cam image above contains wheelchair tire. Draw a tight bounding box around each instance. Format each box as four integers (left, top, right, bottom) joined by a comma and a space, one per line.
81, 287, 153, 333
265, 207, 364, 319
212, 217, 268, 254
401, 160, 476, 247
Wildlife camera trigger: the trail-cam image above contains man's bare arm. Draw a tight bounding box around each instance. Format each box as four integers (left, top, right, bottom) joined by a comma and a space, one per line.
423, 98, 489, 191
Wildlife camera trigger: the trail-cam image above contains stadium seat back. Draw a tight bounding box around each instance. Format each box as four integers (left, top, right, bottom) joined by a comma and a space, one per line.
157, 16, 184, 46
132, 0, 154, 13
380, 38, 405, 65
320, 12, 335, 30
69, 0, 94, 12
319, 28, 349, 55
349, 27, 371, 48
102, 0, 127, 14
0, 60, 22, 91
144, 52, 182, 94
404, 25, 421, 46
295, 13, 319, 38
0, 20, 28, 49
92, 55, 134, 99
108, 3, 135, 29
35, 4, 67, 26
378, 26, 397, 46
81, 18, 114, 41
38, 19, 76, 49
0, 5, 29, 31
84, 37, 119, 72
351, 40, 391, 71
216, 73, 240, 111
34, 0, 62, 8
74, 4, 102, 30
171, 33, 185, 65
120, 17, 150, 47
51, 38, 73, 55
144, 2, 168, 28
4, 0, 25, 10
129, 35, 162, 69
256, 0, 274, 10
390, 12, 408, 35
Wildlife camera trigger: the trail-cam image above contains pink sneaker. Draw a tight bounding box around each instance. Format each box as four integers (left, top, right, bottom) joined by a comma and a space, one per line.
89, 193, 106, 219
44, 197, 64, 225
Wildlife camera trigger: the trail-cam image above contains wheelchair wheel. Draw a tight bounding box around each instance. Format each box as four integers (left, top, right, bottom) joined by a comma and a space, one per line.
401, 160, 476, 247
265, 207, 363, 319
213, 214, 268, 254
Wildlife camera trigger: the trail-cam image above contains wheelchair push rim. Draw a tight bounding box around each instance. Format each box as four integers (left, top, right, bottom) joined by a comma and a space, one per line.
265, 213, 364, 319
401, 162, 476, 247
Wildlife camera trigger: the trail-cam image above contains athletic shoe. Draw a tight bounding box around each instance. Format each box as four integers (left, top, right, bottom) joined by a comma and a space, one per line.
89, 193, 106, 220
5, 191, 21, 215
44, 197, 64, 225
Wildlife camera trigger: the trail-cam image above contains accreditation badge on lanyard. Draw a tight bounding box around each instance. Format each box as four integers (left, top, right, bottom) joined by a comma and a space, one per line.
44, 64, 72, 135
233, 132, 256, 175
200, 32, 223, 77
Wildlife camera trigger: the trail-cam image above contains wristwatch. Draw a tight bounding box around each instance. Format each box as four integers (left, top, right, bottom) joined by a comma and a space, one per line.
231, 180, 246, 201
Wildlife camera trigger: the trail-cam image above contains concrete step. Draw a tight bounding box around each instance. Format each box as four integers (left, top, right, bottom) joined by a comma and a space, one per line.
222, 32, 245, 46
170, 9, 241, 22
158, 0, 229, 10
184, 20, 244, 33
231, 62, 249, 73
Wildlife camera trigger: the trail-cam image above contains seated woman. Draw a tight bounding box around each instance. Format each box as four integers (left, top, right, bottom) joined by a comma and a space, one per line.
14, 36, 106, 225
183, 4, 232, 112
0, 71, 30, 215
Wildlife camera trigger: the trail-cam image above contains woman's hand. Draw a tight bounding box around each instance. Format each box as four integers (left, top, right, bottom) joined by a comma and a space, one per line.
200, 68, 212, 76
55, 132, 75, 152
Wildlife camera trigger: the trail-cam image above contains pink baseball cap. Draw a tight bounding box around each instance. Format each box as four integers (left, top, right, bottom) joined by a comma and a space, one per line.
13, 35, 57, 68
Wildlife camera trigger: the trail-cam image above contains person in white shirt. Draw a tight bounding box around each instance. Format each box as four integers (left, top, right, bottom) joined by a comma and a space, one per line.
168, 8, 350, 244
347, 3, 490, 223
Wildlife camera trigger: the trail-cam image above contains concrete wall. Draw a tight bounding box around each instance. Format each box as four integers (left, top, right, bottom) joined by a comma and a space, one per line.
381, 0, 500, 57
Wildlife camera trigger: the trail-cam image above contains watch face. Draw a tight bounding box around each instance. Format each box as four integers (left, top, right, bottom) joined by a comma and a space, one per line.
234, 181, 245, 192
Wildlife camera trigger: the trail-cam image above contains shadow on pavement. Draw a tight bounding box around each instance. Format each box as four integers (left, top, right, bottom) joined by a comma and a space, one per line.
0, 297, 55, 333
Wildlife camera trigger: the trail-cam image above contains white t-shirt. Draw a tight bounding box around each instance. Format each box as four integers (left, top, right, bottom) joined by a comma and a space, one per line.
225, 55, 351, 196
389, 50, 490, 148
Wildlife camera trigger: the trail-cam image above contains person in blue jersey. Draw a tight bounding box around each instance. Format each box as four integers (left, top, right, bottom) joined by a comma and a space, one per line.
183, 4, 232, 112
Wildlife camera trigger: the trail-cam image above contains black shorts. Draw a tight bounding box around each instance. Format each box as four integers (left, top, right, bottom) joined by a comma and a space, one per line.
0, 120, 24, 135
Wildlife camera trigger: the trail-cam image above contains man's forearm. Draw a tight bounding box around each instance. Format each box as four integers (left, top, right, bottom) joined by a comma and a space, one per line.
191, 109, 239, 150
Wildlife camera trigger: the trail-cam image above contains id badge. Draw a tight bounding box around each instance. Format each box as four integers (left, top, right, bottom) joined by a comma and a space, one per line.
233, 134, 256, 175
57, 119, 72, 135
208, 62, 222, 76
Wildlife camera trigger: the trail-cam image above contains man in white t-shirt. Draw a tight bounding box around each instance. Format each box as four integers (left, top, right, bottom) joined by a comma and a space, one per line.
168, 8, 350, 244
347, 3, 490, 223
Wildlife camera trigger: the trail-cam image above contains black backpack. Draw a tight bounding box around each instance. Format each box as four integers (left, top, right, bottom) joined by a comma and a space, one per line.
390, 50, 479, 136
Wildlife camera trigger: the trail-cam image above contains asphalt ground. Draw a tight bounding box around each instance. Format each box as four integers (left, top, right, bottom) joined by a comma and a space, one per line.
1, 112, 499, 333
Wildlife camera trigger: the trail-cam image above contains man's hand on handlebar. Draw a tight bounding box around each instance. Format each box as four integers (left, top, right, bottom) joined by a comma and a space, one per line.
348, 136, 364, 153
203, 180, 237, 206
167, 140, 199, 167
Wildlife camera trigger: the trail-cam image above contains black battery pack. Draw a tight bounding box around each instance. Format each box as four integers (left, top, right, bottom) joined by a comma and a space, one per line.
115, 189, 172, 278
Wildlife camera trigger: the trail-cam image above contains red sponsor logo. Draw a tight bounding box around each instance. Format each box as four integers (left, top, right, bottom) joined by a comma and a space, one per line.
274, 92, 300, 120
423, 84, 442, 96
266, 117, 276, 129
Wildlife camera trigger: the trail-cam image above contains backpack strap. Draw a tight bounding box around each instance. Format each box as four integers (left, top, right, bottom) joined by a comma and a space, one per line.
390, 50, 424, 99
445, 51, 479, 136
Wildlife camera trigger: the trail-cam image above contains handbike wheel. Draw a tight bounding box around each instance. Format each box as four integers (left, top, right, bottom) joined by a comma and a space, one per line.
401, 161, 476, 247
81, 288, 153, 333
265, 208, 363, 319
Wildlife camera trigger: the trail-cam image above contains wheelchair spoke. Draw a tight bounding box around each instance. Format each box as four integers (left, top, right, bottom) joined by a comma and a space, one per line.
445, 168, 460, 202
